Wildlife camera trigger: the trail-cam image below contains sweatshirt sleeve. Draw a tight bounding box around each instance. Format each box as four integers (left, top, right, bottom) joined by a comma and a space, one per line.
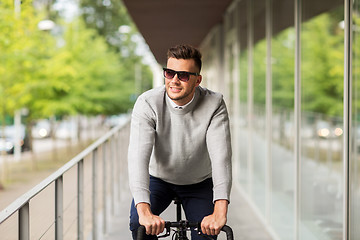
206, 98, 232, 203
128, 96, 156, 206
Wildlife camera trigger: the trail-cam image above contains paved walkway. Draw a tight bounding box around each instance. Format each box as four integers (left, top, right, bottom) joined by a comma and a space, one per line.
103, 183, 274, 240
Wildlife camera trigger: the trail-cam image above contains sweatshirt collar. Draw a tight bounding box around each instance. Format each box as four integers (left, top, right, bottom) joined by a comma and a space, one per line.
166, 93, 195, 110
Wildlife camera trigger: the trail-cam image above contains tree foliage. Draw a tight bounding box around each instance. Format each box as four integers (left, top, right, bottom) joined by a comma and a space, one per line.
353, 9, 360, 121
0, 0, 153, 126
0, 0, 50, 122
78, 0, 153, 104
301, 11, 344, 116
34, 19, 134, 117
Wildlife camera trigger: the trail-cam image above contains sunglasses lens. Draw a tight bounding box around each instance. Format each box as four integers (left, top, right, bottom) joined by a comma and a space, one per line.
164, 69, 175, 79
178, 72, 190, 81
163, 68, 192, 82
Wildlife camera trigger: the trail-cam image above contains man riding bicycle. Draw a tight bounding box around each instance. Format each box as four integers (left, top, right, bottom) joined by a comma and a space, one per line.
128, 44, 232, 239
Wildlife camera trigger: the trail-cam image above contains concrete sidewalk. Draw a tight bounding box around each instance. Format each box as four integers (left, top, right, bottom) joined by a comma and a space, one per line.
103, 184, 273, 240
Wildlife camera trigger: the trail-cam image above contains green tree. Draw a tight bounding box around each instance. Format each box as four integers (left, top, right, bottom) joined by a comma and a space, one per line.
0, 0, 54, 124
0, 1, 137, 148
33, 19, 134, 118
301, 12, 344, 116
272, 28, 295, 109
79, 0, 153, 95
353, 11, 360, 121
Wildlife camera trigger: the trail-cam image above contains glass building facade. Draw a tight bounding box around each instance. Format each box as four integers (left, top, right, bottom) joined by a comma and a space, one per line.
201, 0, 359, 239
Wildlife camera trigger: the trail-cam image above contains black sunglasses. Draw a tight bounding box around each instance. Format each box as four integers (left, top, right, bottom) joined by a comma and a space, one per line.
163, 68, 199, 82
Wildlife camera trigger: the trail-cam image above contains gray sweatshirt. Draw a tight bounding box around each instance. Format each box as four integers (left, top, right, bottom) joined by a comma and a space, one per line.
128, 86, 232, 206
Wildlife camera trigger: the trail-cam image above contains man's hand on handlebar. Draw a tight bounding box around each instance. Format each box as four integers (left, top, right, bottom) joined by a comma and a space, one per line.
201, 199, 228, 236
137, 203, 165, 236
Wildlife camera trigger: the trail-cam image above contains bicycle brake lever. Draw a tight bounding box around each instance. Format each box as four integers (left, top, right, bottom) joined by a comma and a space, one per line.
157, 232, 170, 238
157, 225, 171, 238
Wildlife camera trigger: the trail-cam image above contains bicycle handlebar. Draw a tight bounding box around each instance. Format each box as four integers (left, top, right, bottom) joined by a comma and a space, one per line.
221, 225, 234, 240
165, 221, 199, 229
136, 225, 146, 240
137, 221, 234, 240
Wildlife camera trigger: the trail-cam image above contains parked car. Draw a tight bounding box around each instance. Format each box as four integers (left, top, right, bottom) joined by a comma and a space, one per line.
32, 119, 51, 139
0, 125, 30, 154
315, 120, 343, 139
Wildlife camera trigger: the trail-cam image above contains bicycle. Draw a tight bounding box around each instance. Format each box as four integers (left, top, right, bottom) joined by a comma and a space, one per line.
137, 197, 234, 240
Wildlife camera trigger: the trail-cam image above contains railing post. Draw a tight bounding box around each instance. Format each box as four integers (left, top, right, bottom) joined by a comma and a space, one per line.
92, 148, 98, 240
55, 176, 63, 240
115, 132, 121, 202
102, 142, 107, 235
77, 159, 84, 240
19, 202, 29, 240
110, 136, 115, 214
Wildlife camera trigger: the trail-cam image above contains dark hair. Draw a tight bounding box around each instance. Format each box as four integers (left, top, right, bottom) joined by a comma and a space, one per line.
167, 44, 202, 72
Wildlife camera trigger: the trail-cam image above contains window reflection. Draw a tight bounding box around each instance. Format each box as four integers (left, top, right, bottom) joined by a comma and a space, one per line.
238, 0, 248, 188
252, 0, 267, 215
239, 48, 248, 187
301, 4, 344, 240
351, 0, 360, 239
271, 1, 295, 237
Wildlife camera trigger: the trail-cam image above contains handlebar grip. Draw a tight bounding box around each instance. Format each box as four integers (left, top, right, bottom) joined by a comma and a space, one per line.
137, 225, 146, 240
221, 225, 234, 240
165, 221, 172, 228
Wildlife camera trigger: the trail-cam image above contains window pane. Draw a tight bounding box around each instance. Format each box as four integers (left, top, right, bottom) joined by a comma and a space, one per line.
350, 0, 360, 239
300, 2, 344, 239
271, 0, 295, 238
238, 0, 249, 189
252, 0, 267, 215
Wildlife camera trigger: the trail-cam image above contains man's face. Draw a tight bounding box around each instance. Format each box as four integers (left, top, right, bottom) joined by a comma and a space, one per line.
165, 57, 202, 106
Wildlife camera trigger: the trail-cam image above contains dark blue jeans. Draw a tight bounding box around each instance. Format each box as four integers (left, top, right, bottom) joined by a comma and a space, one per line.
129, 176, 216, 240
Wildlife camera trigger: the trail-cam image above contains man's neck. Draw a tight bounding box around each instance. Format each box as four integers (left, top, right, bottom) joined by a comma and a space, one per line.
167, 93, 195, 108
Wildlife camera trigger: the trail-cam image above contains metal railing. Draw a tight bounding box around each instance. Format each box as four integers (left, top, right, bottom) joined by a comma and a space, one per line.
0, 119, 130, 240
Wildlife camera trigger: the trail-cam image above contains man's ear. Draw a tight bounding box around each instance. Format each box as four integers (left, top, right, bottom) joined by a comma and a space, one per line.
196, 75, 202, 86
